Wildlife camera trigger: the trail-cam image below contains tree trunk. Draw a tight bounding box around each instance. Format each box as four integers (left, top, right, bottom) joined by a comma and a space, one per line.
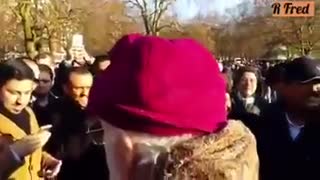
300, 46, 305, 56
152, 17, 160, 36
286, 48, 290, 59
142, 14, 151, 35
20, 3, 37, 59
49, 37, 60, 54
37, 38, 50, 54
49, 31, 61, 54
154, 31, 160, 36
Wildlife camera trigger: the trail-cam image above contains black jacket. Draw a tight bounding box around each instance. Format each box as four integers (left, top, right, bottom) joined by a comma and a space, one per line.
50, 97, 108, 180
229, 93, 267, 134
257, 102, 320, 180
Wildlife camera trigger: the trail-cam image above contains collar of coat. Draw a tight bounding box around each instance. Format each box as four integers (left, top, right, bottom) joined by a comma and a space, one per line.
161, 120, 259, 180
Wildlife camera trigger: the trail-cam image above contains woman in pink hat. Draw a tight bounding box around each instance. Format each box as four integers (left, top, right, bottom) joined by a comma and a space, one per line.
87, 34, 259, 180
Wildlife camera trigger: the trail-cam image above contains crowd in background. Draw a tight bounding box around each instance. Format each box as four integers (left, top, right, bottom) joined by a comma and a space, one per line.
222, 56, 320, 180
1, 34, 320, 180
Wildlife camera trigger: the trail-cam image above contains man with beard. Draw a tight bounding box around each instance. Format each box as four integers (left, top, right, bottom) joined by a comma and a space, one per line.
33, 65, 57, 126
51, 67, 108, 180
32, 65, 58, 153
258, 56, 320, 180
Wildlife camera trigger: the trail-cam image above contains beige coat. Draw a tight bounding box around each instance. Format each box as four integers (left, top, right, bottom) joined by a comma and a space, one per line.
162, 120, 259, 180
103, 120, 259, 180
0, 107, 52, 180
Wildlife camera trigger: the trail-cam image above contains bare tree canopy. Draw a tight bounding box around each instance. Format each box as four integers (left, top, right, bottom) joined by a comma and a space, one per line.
83, 0, 139, 55
125, 0, 178, 36
215, 0, 320, 60
1, 0, 319, 60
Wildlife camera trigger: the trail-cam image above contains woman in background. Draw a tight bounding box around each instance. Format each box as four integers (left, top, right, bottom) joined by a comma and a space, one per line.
229, 66, 268, 134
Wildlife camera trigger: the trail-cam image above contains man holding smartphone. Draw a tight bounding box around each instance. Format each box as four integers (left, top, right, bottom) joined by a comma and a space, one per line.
0, 59, 61, 180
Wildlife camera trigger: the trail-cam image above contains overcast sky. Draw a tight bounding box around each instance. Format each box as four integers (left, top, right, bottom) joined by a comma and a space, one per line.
174, 0, 248, 20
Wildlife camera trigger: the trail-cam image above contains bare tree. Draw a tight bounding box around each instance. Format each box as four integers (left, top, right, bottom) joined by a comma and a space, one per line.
9, 1, 37, 58
0, 1, 20, 54
257, 0, 320, 56
216, 0, 320, 59
9, 0, 104, 58
281, 18, 320, 56
125, 0, 177, 36
83, 0, 139, 55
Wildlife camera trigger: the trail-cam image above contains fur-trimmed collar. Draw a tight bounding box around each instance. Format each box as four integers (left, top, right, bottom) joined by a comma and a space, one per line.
162, 120, 259, 180
107, 120, 260, 180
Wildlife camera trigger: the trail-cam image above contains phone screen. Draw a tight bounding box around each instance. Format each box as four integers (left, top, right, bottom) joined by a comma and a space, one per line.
39, 125, 53, 132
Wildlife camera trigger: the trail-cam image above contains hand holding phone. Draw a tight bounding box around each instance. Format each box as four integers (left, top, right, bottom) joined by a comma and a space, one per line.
10, 134, 43, 157
38, 125, 52, 146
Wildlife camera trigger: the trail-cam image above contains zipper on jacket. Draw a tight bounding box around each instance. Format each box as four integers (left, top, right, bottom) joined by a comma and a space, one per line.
28, 155, 33, 180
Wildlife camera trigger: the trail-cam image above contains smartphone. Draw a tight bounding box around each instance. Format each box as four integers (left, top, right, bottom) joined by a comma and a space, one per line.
39, 125, 53, 132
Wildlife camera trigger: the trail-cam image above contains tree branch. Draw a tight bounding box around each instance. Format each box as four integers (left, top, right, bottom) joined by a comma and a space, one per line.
125, 0, 143, 10
154, 0, 171, 28
156, 21, 175, 32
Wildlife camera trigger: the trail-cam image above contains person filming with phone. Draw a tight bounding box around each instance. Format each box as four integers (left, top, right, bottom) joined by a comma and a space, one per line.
0, 59, 61, 180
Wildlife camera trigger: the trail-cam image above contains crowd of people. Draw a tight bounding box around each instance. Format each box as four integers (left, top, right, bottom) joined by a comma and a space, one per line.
0, 33, 320, 180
